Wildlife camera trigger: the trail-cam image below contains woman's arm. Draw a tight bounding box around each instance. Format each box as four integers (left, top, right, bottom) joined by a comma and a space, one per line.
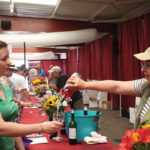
0, 113, 63, 137
14, 97, 32, 107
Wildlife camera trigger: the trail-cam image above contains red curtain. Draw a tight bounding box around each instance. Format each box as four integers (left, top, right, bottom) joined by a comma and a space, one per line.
78, 44, 90, 79
66, 49, 78, 76
144, 12, 150, 48
40, 60, 66, 76
118, 17, 146, 111
77, 34, 113, 80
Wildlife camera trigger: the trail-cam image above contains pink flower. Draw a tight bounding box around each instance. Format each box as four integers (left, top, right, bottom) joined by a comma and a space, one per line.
65, 97, 72, 102
39, 97, 44, 102
43, 95, 49, 99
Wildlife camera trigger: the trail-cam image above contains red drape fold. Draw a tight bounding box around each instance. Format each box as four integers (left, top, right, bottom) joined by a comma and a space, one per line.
66, 49, 78, 76
144, 12, 150, 48
77, 34, 113, 80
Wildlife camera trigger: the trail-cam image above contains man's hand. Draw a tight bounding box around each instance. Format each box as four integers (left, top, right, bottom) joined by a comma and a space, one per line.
49, 84, 58, 90
67, 76, 86, 90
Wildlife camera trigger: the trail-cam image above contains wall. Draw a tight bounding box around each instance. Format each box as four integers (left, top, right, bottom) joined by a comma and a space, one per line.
12, 47, 67, 53
0, 16, 117, 33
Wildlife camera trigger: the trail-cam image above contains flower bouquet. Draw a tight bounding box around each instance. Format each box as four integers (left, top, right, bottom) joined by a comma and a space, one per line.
33, 84, 49, 97
39, 93, 65, 119
119, 124, 150, 150
32, 77, 47, 85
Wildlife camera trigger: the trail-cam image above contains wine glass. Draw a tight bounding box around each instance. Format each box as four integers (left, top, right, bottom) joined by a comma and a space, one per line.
52, 111, 64, 141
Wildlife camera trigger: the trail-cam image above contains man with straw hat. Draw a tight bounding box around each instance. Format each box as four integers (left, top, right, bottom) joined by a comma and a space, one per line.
67, 47, 150, 129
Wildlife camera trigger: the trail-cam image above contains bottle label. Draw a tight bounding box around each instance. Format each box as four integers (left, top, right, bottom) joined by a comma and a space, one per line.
69, 128, 76, 139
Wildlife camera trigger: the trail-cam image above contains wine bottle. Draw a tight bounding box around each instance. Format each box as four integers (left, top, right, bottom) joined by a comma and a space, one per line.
61, 72, 81, 98
96, 111, 100, 115
69, 111, 77, 145
84, 106, 87, 115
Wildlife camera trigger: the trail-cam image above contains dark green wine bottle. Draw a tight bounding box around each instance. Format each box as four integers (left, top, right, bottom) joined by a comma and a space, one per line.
69, 111, 77, 145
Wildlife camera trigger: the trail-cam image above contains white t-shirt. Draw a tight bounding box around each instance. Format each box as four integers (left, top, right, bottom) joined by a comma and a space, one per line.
10, 73, 26, 100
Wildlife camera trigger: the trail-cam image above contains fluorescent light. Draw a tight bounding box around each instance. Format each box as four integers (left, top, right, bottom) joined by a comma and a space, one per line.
0, 0, 10, 2
0, 0, 58, 5
13, 0, 58, 5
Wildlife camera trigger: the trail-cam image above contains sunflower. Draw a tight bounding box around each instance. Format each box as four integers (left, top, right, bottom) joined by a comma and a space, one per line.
43, 104, 49, 110
47, 99, 56, 106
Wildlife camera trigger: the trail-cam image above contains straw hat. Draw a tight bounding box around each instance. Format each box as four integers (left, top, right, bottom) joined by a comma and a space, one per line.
134, 47, 150, 61
48, 66, 61, 73
9, 61, 18, 70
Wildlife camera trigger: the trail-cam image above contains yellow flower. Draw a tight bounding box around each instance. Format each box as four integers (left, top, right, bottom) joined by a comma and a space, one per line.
142, 124, 150, 129
132, 133, 139, 143
43, 104, 49, 110
47, 99, 56, 106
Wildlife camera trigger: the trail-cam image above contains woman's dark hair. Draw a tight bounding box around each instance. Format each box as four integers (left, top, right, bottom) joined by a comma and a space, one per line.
0, 41, 7, 48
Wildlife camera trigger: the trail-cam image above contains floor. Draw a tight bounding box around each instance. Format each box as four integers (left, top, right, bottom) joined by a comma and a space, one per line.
95, 109, 134, 148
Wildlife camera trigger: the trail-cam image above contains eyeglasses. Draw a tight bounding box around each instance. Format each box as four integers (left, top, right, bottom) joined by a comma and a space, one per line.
141, 63, 150, 69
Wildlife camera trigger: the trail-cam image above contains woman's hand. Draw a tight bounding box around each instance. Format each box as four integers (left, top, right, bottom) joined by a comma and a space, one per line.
22, 102, 32, 107
66, 76, 87, 90
40, 121, 63, 133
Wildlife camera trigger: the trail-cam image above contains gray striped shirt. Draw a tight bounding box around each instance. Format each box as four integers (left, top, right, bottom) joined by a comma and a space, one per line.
133, 78, 148, 97
134, 78, 150, 121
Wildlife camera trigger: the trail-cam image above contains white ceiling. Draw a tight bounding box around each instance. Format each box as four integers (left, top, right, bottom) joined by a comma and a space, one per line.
0, 0, 149, 23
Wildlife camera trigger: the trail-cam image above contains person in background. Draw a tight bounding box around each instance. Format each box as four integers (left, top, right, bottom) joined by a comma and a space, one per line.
48, 65, 58, 90
0, 64, 32, 108
0, 40, 63, 150
10, 66, 32, 103
50, 66, 84, 110
22, 68, 29, 78
37, 64, 46, 77
67, 47, 150, 129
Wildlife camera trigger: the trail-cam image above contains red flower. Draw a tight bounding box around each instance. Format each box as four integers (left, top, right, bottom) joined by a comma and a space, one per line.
119, 143, 132, 150
118, 130, 135, 150
137, 127, 150, 143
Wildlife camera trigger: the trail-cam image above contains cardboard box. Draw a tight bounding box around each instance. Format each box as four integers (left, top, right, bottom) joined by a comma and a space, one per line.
89, 96, 97, 101
101, 101, 111, 110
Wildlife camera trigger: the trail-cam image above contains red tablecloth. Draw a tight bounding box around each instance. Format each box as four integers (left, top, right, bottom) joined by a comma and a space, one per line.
21, 97, 118, 150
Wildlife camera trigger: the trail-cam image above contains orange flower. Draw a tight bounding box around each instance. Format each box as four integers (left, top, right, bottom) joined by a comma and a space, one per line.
132, 133, 139, 143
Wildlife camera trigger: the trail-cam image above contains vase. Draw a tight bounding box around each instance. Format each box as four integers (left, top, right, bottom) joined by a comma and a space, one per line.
48, 115, 57, 139
49, 116, 53, 121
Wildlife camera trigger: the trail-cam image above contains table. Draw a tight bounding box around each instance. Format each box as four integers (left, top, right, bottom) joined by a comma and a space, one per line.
21, 97, 118, 150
